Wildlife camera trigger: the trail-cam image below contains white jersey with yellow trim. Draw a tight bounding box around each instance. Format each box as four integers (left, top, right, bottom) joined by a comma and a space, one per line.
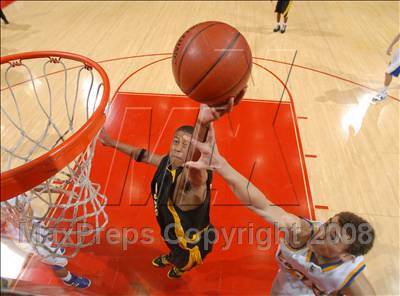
271, 221, 366, 296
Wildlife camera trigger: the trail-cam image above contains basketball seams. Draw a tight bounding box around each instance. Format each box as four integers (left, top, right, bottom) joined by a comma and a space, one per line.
172, 21, 252, 106
203, 37, 252, 104
176, 22, 219, 87
205, 62, 251, 104
187, 32, 241, 95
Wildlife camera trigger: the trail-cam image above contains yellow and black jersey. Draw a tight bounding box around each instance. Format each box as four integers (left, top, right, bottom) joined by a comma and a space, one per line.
150, 155, 213, 243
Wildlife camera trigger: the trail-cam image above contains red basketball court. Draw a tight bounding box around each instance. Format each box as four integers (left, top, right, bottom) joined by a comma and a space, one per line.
10, 92, 314, 295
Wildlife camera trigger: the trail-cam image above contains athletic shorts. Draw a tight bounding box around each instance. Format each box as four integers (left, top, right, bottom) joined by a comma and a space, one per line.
387, 48, 400, 77
165, 224, 216, 271
275, 0, 292, 16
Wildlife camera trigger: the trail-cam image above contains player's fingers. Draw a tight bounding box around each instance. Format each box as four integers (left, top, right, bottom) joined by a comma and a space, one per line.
211, 108, 221, 119
227, 97, 234, 112
206, 124, 216, 144
184, 161, 205, 170
216, 99, 232, 114
191, 139, 210, 153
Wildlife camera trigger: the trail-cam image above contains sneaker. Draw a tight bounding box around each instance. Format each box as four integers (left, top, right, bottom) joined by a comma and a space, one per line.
280, 25, 287, 33
372, 92, 387, 103
64, 274, 91, 289
273, 24, 281, 32
57, 247, 66, 255
152, 255, 170, 268
167, 267, 183, 279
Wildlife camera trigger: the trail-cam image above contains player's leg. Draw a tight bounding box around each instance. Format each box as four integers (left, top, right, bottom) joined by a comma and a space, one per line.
373, 72, 395, 102
373, 48, 400, 102
0, 9, 9, 25
280, 1, 292, 33
166, 246, 191, 279
52, 265, 91, 289
151, 242, 189, 279
152, 239, 177, 268
273, 0, 283, 32
281, 15, 289, 33
38, 243, 91, 289
166, 226, 216, 279
152, 253, 171, 268
274, 13, 282, 32
198, 225, 216, 261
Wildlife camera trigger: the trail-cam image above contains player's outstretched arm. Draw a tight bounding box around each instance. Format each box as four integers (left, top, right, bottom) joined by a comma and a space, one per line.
98, 128, 163, 167
185, 125, 310, 240
183, 99, 234, 188
173, 100, 234, 209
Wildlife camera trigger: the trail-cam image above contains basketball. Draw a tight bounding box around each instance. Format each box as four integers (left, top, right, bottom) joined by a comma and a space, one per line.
172, 21, 252, 106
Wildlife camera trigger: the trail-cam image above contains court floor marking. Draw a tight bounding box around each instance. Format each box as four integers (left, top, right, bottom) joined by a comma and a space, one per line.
12, 48, 378, 288
113, 57, 316, 219
253, 61, 315, 219
2, 53, 398, 102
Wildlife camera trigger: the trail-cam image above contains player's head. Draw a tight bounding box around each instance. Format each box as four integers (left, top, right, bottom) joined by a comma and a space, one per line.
309, 212, 375, 261
169, 125, 194, 167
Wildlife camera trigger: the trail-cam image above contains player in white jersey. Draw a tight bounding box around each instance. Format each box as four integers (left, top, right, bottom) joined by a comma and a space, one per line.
1, 193, 91, 288
185, 119, 376, 295
372, 33, 400, 102
271, 218, 369, 295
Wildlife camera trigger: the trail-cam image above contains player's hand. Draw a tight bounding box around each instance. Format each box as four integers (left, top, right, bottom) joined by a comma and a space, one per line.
185, 124, 224, 171
234, 85, 248, 105
386, 46, 393, 56
98, 128, 116, 147
198, 97, 234, 124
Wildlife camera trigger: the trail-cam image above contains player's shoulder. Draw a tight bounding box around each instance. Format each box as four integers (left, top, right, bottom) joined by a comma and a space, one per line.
284, 217, 317, 249
303, 218, 323, 232
153, 154, 169, 168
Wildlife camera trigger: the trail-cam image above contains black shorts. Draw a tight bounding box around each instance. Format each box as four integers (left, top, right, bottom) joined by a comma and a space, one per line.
275, 0, 292, 15
165, 225, 216, 270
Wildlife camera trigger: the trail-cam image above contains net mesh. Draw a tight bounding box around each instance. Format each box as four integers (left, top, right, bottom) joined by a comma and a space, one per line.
1, 55, 108, 260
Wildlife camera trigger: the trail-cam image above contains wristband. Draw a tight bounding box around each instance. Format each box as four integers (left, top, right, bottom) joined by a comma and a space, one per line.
135, 149, 147, 162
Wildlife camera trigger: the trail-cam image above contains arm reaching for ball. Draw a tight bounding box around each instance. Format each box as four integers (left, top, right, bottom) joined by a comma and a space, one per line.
173, 98, 234, 209
98, 128, 164, 167
185, 124, 311, 246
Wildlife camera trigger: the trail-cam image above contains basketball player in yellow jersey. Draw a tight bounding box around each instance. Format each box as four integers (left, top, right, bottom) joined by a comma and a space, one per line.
186, 125, 376, 295
99, 99, 234, 279
272, 0, 293, 33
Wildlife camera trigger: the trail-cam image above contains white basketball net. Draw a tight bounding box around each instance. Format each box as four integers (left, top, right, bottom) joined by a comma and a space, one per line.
1, 56, 108, 259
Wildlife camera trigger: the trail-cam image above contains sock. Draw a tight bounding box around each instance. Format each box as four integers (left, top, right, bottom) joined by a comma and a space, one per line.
376, 87, 388, 97
282, 23, 287, 28
61, 271, 72, 282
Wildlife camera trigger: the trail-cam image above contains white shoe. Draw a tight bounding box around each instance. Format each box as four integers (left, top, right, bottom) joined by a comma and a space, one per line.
273, 24, 281, 32
372, 92, 387, 103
